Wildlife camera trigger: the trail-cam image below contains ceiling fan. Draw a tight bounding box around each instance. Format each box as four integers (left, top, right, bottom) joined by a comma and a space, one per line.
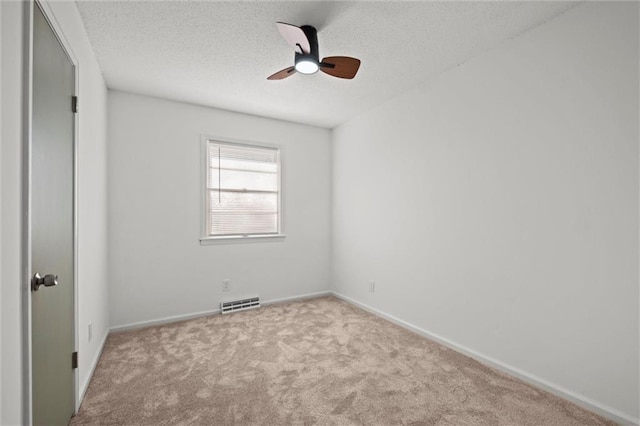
267, 22, 361, 80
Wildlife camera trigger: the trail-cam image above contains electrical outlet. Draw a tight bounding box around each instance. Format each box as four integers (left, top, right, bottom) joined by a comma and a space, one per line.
88, 322, 93, 342
222, 279, 231, 292
369, 280, 375, 293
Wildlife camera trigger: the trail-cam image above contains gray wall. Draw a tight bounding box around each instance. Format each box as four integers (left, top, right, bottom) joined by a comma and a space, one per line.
332, 2, 638, 421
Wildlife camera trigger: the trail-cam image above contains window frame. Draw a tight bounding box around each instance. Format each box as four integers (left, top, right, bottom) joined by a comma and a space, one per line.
200, 136, 285, 244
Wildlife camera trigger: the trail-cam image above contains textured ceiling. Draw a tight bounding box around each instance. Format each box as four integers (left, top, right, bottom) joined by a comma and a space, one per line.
75, 1, 578, 128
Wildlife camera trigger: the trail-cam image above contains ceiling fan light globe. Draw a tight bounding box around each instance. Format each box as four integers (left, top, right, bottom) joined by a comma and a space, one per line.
294, 59, 319, 74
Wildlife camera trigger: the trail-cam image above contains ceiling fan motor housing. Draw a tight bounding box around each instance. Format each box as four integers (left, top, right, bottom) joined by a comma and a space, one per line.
295, 25, 320, 73
268, 22, 360, 80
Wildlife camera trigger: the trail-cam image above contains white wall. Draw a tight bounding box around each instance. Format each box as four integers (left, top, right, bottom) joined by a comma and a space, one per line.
332, 2, 638, 423
108, 91, 332, 328
1, 2, 26, 423
0, 1, 109, 423
0, 0, 5, 420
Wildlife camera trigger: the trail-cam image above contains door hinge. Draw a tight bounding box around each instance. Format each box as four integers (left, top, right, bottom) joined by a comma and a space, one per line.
72, 96, 78, 113
72, 351, 78, 369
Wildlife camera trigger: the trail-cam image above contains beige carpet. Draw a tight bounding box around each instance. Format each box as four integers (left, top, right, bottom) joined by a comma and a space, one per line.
72, 296, 612, 425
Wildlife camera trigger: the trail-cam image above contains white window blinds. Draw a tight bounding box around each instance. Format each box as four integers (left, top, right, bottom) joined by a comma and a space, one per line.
206, 141, 280, 237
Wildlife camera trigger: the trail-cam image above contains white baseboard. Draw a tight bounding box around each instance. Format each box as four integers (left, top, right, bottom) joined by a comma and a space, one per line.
261, 290, 332, 307
330, 291, 639, 426
110, 290, 332, 333
110, 307, 221, 333
78, 331, 108, 406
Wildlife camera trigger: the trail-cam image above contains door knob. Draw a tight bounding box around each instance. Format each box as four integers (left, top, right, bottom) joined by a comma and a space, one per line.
31, 272, 58, 291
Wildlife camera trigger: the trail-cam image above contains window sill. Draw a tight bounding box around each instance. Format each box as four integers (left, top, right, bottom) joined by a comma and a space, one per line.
200, 234, 286, 245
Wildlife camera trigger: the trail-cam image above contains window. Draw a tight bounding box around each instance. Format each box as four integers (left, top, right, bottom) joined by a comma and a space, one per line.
202, 139, 282, 240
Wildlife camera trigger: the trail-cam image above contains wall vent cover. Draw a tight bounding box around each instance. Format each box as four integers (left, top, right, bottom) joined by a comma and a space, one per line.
221, 296, 260, 314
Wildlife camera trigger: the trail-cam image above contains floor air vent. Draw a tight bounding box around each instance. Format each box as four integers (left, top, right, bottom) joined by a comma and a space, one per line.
221, 297, 260, 314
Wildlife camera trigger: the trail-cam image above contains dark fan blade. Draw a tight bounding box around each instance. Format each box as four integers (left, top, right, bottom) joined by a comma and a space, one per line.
267, 66, 296, 80
276, 22, 310, 54
320, 56, 361, 79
